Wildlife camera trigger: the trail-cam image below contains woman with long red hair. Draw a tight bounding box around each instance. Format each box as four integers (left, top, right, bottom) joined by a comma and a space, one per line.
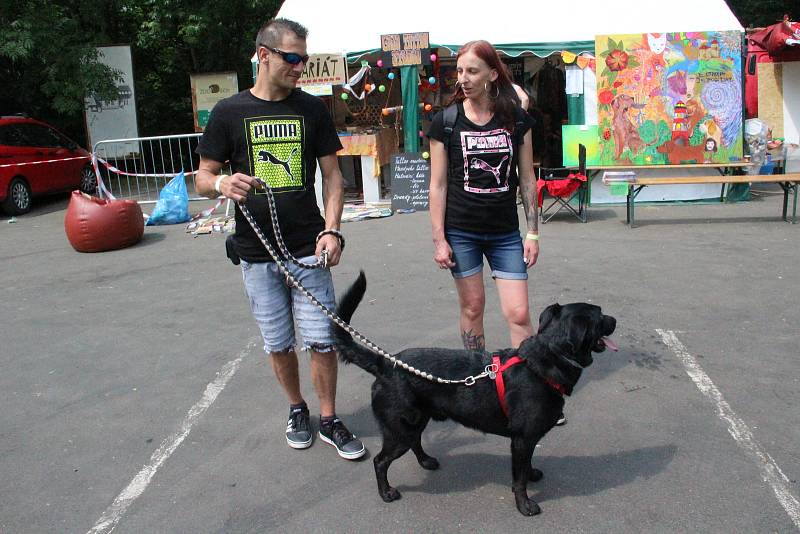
428, 40, 539, 351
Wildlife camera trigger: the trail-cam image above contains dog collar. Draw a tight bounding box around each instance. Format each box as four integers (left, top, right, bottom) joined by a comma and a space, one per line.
492, 353, 525, 418
544, 378, 567, 396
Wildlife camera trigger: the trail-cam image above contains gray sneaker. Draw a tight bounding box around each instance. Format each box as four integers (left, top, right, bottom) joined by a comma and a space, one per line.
286, 408, 312, 449
318, 417, 366, 460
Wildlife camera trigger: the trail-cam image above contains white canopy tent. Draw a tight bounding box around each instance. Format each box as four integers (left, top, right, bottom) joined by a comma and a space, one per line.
278, 0, 747, 204
277, 0, 743, 58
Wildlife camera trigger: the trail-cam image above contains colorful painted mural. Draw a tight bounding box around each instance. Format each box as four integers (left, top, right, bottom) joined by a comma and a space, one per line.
596, 31, 743, 166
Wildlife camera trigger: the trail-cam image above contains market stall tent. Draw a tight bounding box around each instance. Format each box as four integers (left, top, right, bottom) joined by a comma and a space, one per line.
277, 0, 742, 59
278, 0, 747, 204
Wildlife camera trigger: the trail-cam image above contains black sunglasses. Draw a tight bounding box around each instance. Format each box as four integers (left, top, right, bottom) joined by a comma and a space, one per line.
260, 44, 309, 65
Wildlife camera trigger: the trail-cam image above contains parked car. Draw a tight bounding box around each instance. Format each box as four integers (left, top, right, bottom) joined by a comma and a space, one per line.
0, 115, 96, 215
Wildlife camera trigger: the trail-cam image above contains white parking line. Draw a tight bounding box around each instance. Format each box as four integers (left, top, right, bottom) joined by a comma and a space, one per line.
87, 339, 259, 534
657, 329, 800, 529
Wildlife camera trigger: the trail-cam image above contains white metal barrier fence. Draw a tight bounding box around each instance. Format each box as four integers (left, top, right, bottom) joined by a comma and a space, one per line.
92, 133, 214, 203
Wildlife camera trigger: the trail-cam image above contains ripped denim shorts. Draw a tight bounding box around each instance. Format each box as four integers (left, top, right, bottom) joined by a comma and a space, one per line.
241, 256, 336, 354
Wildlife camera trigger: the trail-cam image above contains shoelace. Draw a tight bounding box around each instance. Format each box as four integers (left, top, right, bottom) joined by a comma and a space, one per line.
289, 411, 310, 432
328, 420, 353, 444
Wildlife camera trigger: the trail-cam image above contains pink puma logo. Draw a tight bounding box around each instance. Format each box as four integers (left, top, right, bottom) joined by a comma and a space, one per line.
470, 156, 509, 185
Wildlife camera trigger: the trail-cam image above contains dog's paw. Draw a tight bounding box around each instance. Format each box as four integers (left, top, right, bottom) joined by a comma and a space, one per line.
529, 468, 544, 482
514, 495, 542, 516
380, 487, 402, 502
418, 456, 440, 470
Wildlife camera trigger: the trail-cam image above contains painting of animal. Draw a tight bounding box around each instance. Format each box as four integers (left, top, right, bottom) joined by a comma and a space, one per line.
611, 95, 647, 159
657, 139, 706, 164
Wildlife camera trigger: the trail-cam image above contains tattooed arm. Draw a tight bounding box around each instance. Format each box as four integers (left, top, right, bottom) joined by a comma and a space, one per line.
518, 130, 539, 268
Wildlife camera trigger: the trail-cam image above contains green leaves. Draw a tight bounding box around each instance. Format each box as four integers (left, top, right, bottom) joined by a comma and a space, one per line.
1, 0, 281, 143
0, 20, 34, 61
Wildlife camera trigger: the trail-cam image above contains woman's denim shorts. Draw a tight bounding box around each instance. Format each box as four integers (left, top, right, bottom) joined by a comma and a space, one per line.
445, 228, 527, 280
241, 257, 336, 354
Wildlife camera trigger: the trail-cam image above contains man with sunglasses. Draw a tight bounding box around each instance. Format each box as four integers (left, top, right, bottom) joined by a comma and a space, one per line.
196, 18, 365, 461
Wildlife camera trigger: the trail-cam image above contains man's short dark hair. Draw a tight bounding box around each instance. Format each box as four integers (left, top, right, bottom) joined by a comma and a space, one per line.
256, 18, 308, 50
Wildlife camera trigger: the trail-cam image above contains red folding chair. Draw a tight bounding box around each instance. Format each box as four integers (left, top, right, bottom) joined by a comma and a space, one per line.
536, 144, 588, 223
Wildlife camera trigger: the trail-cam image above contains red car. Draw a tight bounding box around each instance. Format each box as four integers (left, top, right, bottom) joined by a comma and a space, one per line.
0, 115, 96, 215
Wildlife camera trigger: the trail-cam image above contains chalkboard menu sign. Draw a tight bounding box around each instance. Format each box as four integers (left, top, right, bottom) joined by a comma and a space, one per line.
390, 153, 430, 211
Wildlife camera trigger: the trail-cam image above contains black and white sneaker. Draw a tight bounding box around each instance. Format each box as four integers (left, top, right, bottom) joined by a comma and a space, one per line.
286, 407, 313, 449
318, 417, 366, 460
556, 413, 567, 426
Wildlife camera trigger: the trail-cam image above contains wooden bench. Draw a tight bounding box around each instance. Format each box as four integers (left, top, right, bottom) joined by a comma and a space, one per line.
626, 173, 800, 227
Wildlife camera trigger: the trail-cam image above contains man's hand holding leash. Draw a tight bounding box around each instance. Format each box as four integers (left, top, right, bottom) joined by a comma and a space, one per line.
316, 231, 343, 267
212, 172, 260, 203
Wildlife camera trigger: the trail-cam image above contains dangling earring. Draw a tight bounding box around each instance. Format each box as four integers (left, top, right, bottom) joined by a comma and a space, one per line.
485, 81, 500, 99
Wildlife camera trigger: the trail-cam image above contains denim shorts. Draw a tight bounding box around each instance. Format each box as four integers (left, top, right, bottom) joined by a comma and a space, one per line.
445, 228, 527, 280
241, 257, 336, 354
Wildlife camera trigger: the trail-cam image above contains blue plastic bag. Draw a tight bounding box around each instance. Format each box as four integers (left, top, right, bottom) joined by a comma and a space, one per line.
146, 171, 191, 225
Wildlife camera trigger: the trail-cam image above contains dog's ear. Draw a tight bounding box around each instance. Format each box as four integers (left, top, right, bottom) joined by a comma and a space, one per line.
566, 314, 591, 353
524, 347, 582, 396
537, 303, 561, 334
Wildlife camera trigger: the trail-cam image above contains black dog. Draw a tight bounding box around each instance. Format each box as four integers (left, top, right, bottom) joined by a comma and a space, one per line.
334, 272, 617, 516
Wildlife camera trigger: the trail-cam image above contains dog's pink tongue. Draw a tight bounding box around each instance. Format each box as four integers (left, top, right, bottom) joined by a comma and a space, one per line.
602, 337, 619, 351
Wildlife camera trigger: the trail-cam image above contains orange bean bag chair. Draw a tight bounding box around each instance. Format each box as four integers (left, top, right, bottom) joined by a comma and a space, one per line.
64, 191, 144, 252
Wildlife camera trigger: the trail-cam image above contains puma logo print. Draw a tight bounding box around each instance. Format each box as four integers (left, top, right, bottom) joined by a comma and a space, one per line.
470, 156, 509, 185
258, 147, 299, 182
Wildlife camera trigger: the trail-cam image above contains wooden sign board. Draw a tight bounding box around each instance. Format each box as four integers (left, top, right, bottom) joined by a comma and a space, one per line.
380, 32, 431, 67
297, 54, 347, 86
390, 153, 430, 211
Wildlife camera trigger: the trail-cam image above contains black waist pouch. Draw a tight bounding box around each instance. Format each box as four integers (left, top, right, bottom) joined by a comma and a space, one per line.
225, 235, 241, 265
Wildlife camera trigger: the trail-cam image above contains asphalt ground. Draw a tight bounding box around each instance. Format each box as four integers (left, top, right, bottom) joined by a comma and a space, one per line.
1, 187, 798, 533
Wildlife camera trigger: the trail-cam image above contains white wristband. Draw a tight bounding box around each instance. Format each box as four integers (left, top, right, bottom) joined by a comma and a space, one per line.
214, 174, 227, 195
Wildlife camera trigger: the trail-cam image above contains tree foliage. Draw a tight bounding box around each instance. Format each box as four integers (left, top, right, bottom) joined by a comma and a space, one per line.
725, 0, 797, 28
1, 0, 281, 145
0, 1, 123, 124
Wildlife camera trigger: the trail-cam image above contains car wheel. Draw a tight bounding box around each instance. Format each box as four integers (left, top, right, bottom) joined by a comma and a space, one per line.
79, 164, 97, 194
2, 177, 32, 215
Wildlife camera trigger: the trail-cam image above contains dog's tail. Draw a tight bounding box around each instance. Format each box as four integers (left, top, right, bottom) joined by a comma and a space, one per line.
333, 271, 384, 377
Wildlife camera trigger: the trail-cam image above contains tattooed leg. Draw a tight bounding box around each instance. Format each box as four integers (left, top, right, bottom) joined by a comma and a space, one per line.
461, 329, 486, 351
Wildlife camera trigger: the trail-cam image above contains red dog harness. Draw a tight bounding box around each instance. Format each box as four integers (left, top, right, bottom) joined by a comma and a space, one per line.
492, 353, 566, 418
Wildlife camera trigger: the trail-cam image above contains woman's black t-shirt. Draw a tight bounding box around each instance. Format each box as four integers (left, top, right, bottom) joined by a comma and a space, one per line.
427, 101, 532, 234
197, 89, 342, 262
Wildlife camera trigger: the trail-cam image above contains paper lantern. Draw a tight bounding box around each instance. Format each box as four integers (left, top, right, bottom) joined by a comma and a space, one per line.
423, 103, 432, 112
428, 76, 436, 84
561, 50, 577, 64
430, 53, 438, 62
341, 93, 349, 100
364, 83, 372, 92
387, 72, 395, 80
422, 151, 430, 159
377, 59, 384, 68
378, 84, 386, 92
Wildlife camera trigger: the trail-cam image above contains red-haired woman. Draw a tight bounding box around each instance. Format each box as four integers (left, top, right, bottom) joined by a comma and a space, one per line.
427, 40, 539, 351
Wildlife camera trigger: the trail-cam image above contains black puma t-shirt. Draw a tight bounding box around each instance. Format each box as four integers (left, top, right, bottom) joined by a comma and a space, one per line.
427, 101, 532, 234
197, 89, 342, 262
